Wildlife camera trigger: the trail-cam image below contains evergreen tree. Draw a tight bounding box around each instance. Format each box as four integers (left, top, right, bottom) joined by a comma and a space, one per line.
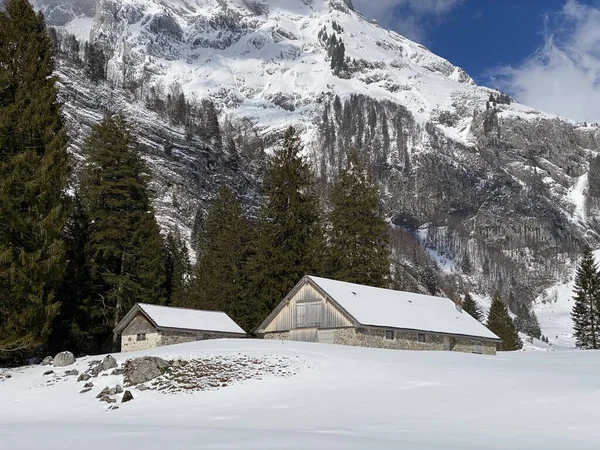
191, 186, 254, 330
326, 151, 390, 287
460, 252, 473, 274
81, 113, 165, 351
0, 0, 70, 358
164, 231, 191, 307
571, 246, 600, 349
487, 292, 522, 351
248, 127, 323, 326
514, 301, 542, 339
462, 293, 483, 322
49, 195, 94, 355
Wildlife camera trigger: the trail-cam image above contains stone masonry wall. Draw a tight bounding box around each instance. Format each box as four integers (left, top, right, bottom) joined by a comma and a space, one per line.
121, 332, 160, 352
263, 331, 290, 341
334, 327, 496, 355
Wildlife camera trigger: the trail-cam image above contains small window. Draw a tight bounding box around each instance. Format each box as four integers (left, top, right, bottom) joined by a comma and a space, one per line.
385, 330, 395, 340
136, 333, 146, 341
417, 333, 426, 343
473, 342, 483, 354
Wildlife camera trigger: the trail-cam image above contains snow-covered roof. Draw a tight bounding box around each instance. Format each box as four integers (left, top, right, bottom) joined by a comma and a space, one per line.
118, 303, 246, 335
308, 276, 500, 341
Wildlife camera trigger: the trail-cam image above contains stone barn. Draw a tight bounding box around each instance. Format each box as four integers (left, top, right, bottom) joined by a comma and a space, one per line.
257, 276, 501, 355
114, 303, 247, 352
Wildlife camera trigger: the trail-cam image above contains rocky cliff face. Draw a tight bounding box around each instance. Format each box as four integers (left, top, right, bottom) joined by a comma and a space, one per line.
36, 0, 600, 306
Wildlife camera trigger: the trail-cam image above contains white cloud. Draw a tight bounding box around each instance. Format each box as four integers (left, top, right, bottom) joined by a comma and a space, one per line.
352, 0, 464, 44
489, 0, 600, 123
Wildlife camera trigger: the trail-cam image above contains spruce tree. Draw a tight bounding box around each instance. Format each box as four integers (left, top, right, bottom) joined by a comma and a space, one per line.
571, 246, 600, 349
164, 231, 191, 307
487, 292, 522, 351
326, 151, 390, 287
191, 186, 254, 330
0, 0, 70, 358
81, 113, 165, 351
462, 293, 483, 322
248, 127, 322, 325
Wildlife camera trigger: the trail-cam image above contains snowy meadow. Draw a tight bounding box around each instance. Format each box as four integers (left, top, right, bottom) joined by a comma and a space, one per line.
1, 339, 599, 450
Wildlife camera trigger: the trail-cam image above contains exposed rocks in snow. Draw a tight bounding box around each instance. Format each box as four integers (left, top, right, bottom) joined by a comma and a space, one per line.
41, 356, 53, 366
136, 384, 149, 391
121, 390, 134, 403
124, 356, 170, 385
99, 396, 116, 404
77, 373, 91, 382
84, 382, 94, 388
96, 387, 110, 398
43, 370, 54, 376
111, 368, 124, 376
64, 369, 79, 376
0, 372, 11, 382
89, 355, 118, 376
53, 351, 75, 367
79, 387, 92, 394
144, 354, 305, 394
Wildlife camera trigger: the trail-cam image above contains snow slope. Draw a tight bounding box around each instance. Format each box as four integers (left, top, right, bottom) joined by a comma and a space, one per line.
1, 339, 600, 449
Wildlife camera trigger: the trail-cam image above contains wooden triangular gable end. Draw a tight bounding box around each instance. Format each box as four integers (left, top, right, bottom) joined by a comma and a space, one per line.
113, 303, 159, 336
256, 275, 359, 333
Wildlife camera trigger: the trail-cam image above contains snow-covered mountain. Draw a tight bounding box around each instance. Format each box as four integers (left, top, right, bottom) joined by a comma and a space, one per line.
33, 0, 600, 339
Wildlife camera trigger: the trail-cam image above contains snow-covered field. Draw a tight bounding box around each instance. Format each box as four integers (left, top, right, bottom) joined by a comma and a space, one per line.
2, 339, 599, 449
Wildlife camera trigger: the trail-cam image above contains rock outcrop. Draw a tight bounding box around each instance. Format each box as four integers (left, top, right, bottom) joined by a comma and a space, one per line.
124, 356, 170, 385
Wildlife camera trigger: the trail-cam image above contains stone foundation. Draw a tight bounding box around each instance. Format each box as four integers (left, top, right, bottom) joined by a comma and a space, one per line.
263, 331, 290, 341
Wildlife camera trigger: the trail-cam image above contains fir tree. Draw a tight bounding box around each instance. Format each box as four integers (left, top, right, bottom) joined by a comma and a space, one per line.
462, 293, 483, 322
164, 231, 191, 307
514, 301, 542, 339
487, 292, 522, 351
571, 246, 600, 349
49, 195, 94, 355
0, 0, 70, 358
326, 151, 390, 287
191, 186, 254, 330
81, 113, 165, 351
248, 127, 323, 325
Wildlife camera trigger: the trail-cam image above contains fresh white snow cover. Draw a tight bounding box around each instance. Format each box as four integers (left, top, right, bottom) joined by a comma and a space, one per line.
137, 303, 246, 334
2, 339, 600, 449
309, 276, 499, 340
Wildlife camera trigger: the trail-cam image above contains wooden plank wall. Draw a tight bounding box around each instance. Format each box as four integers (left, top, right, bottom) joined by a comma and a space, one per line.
264, 282, 352, 332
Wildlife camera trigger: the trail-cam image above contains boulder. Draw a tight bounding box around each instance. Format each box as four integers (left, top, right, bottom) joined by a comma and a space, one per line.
96, 387, 110, 398
79, 387, 92, 394
121, 390, 134, 403
124, 357, 170, 385
84, 382, 94, 388
111, 368, 124, 376
99, 396, 116, 404
64, 369, 79, 376
90, 355, 118, 376
77, 373, 91, 382
136, 384, 149, 391
43, 370, 54, 376
41, 356, 53, 366
115, 385, 123, 394
53, 351, 75, 367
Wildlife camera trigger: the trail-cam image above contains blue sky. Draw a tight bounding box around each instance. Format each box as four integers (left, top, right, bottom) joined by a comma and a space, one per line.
352, 0, 600, 122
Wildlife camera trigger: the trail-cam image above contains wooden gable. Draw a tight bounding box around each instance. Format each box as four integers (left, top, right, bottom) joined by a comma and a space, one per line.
261, 277, 354, 332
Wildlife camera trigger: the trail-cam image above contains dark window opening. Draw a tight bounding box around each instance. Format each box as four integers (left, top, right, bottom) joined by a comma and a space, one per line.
418, 333, 426, 343
136, 333, 146, 341
385, 330, 394, 340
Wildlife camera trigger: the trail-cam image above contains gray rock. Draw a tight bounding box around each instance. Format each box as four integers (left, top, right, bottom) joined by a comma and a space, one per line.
111, 368, 124, 376
43, 370, 54, 376
64, 369, 79, 376
41, 356, 53, 366
99, 396, 116, 404
84, 382, 94, 388
115, 385, 123, 394
79, 387, 92, 394
96, 387, 110, 398
124, 357, 170, 385
136, 384, 149, 391
77, 373, 91, 382
107, 387, 118, 396
53, 351, 75, 367
108, 405, 119, 410
121, 390, 134, 403
90, 355, 118, 376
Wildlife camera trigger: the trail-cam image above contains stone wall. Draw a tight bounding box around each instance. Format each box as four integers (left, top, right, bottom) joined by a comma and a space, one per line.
122, 313, 155, 335
121, 332, 161, 352
333, 327, 496, 355
263, 331, 290, 341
